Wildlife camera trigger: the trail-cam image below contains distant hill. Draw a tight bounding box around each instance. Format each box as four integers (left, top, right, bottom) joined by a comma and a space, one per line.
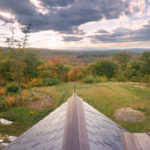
30, 48, 145, 65
1, 47, 149, 65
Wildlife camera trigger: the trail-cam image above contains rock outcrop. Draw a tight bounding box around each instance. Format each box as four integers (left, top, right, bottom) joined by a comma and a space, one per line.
114, 107, 145, 123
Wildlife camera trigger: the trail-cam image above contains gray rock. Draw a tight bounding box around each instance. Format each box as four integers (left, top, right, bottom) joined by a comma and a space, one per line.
30, 92, 36, 97
0, 140, 3, 144
0, 119, 13, 125
6, 136, 17, 142
114, 107, 145, 122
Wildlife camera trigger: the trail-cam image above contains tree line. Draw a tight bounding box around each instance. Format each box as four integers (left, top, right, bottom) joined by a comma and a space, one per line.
0, 48, 150, 93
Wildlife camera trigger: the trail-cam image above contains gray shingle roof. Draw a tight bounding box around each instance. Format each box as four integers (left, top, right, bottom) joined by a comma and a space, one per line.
4, 94, 125, 150
82, 97, 125, 150
4, 102, 67, 150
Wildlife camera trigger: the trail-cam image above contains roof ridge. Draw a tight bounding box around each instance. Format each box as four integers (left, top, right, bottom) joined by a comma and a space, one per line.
62, 93, 90, 150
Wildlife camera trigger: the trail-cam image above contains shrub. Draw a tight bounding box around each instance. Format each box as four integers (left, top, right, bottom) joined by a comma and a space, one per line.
22, 89, 31, 101
50, 78, 60, 85
6, 83, 18, 93
100, 76, 108, 82
130, 76, 137, 82
94, 76, 102, 83
84, 75, 95, 83
27, 78, 43, 88
22, 89, 28, 95
0, 101, 8, 111
137, 106, 148, 112
6, 96, 15, 106
0, 88, 6, 95
110, 78, 117, 82
140, 75, 150, 83
116, 75, 126, 82
42, 78, 60, 86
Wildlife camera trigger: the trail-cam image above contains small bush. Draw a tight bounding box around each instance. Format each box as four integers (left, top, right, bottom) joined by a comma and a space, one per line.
50, 78, 60, 85
110, 78, 117, 82
94, 76, 102, 83
140, 75, 150, 83
22, 89, 31, 101
0, 88, 6, 95
130, 76, 137, 82
100, 76, 108, 82
6, 96, 15, 107
6, 83, 18, 93
22, 89, 28, 95
0, 101, 8, 111
43, 78, 60, 86
27, 78, 43, 88
84, 75, 95, 83
116, 75, 126, 82
137, 106, 148, 112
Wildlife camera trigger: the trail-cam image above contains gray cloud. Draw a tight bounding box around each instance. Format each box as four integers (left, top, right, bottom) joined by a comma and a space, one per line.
63, 35, 83, 41
91, 21, 150, 43
97, 29, 109, 34
0, 0, 130, 33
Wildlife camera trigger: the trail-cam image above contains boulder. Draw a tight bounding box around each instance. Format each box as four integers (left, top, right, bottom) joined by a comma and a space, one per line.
114, 107, 145, 123
0, 119, 13, 125
6, 136, 17, 142
30, 92, 36, 97
0, 140, 3, 144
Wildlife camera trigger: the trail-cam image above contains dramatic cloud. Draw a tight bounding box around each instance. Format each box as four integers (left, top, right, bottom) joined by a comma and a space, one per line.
0, 0, 130, 33
0, 0, 150, 49
91, 20, 150, 43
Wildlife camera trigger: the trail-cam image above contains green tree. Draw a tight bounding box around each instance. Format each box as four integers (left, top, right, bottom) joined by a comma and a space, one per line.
94, 60, 118, 79
23, 51, 42, 79
10, 49, 26, 94
125, 61, 141, 81
140, 51, 150, 75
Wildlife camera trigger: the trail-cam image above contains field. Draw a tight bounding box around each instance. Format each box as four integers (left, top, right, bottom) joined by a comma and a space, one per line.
36, 82, 150, 132
0, 82, 150, 136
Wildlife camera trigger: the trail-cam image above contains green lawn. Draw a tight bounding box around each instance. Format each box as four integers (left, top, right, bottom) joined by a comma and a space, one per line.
0, 108, 52, 136
0, 82, 150, 136
35, 82, 150, 132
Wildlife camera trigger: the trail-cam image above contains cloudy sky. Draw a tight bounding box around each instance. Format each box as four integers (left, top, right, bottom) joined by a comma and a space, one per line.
0, 0, 150, 50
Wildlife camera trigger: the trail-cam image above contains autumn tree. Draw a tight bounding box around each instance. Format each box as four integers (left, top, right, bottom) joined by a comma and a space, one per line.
3, 22, 32, 93
113, 51, 131, 77
68, 68, 82, 81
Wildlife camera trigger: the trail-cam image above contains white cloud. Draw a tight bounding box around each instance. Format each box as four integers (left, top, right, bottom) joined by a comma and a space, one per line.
29, 0, 49, 14
0, 11, 15, 19
129, 0, 146, 17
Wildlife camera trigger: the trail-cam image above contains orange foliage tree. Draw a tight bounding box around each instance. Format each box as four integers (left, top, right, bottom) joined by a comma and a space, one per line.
68, 68, 83, 81
37, 56, 69, 82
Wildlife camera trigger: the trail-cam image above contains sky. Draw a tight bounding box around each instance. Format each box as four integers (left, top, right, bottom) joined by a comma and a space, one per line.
0, 0, 150, 50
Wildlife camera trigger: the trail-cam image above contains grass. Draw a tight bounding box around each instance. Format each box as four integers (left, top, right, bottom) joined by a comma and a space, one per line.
0, 82, 150, 136
33, 82, 150, 132
0, 108, 53, 136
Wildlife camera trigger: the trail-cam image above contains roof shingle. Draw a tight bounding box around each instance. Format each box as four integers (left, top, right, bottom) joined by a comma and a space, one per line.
3, 94, 126, 150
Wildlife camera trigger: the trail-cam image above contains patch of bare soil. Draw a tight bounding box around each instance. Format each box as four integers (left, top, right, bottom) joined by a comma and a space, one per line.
114, 107, 145, 123
27, 93, 53, 110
